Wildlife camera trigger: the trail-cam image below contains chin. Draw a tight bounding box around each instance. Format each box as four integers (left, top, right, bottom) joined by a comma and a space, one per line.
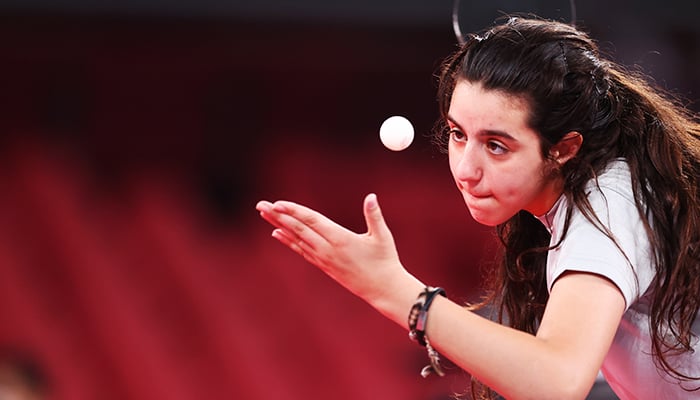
468, 210, 509, 227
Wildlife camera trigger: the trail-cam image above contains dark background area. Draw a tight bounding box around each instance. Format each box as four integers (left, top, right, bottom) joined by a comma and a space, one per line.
0, 1, 698, 399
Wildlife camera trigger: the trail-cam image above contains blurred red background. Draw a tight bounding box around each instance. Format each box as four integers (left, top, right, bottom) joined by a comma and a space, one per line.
0, 13, 491, 400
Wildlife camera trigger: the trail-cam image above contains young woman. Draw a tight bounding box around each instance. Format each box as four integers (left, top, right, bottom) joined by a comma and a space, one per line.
256, 17, 700, 399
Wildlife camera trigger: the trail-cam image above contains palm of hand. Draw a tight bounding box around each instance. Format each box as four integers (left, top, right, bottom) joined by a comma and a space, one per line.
256, 193, 404, 304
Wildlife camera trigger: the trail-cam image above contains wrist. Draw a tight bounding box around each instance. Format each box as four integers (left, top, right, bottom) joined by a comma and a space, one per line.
408, 286, 447, 346
369, 270, 425, 328
407, 286, 448, 378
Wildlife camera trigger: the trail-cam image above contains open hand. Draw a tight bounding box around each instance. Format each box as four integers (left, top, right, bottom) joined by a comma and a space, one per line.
255, 193, 420, 310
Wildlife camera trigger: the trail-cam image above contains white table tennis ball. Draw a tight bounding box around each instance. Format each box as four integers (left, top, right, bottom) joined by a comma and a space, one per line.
380, 115, 414, 151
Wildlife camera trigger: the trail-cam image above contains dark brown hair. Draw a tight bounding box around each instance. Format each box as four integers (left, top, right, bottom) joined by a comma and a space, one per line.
434, 17, 700, 398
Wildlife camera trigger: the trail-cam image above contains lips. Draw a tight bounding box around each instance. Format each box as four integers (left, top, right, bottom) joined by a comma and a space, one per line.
466, 191, 491, 199
461, 191, 493, 212
455, 180, 492, 204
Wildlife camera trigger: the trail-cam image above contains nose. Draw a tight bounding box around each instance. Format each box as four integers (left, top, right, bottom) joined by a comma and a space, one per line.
451, 144, 482, 184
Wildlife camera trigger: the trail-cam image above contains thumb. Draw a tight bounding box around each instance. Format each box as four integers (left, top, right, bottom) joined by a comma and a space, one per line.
363, 193, 391, 239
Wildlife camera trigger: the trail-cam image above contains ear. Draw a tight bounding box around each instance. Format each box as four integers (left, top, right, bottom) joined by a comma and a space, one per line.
549, 132, 582, 165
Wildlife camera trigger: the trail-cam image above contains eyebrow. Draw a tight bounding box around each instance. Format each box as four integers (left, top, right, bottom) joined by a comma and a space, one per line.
446, 114, 518, 142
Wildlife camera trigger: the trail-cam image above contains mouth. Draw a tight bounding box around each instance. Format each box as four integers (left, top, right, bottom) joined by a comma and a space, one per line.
466, 191, 491, 200
455, 182, 491, 201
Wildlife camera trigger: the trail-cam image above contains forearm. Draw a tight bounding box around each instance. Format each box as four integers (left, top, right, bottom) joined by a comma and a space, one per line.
425, 296, 595, 400
368, 276, 592, 399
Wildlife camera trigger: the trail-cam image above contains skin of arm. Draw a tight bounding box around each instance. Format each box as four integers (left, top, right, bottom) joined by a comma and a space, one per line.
256, 194, 626, 400
425, 271, 625, 399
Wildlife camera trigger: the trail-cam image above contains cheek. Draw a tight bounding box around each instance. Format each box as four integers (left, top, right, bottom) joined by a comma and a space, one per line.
493, 166, 546, 203
447, 147, 461, 184
493, 180, 528, 207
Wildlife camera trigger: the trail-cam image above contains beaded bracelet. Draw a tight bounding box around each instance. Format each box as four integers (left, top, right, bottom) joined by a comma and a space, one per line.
408, 286, 447, 377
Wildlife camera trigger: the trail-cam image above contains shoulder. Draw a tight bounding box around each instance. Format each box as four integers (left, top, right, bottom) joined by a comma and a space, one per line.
579, 159, 641, 223
547, 159, 655, 308
587, 159, 634, 202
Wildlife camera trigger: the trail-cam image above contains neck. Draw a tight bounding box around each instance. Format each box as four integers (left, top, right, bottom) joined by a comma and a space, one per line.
529, 177, 564, 217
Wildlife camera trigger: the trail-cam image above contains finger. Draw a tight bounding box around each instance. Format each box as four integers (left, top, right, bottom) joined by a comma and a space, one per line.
258, 201, 313, 241
271, 200, 353, 246
271, 228, 301, 252
258, 205, 285, 231
256, 200, 283, 227
259, 200, 338, 254
271, 228, 318, 264
255, 200, 273, 211
363, 193, 392, 240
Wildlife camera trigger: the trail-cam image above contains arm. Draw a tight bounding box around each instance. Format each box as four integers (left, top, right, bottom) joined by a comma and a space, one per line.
425, 271, 625, 399
256, 194, 626, 400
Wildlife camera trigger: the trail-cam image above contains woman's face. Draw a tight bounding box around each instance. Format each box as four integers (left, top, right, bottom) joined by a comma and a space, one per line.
448, 80, 561, 226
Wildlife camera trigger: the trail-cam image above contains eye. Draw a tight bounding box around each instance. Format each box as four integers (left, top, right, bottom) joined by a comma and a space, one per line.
486, 140, 508, 155
449, 128, 466, 142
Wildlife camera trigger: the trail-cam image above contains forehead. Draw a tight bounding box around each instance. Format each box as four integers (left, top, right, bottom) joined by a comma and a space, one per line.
449, 80, 531, 123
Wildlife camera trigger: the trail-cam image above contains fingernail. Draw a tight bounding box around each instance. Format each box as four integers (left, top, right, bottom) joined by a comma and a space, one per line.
366, 193, 378, 209
256, 201, 270, 212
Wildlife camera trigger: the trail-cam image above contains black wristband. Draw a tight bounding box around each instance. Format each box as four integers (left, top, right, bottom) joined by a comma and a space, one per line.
407, 286, 446, 347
